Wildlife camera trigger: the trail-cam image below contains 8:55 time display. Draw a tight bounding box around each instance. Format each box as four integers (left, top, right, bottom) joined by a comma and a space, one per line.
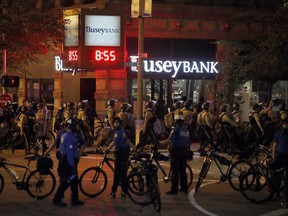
94, 50, 116, 61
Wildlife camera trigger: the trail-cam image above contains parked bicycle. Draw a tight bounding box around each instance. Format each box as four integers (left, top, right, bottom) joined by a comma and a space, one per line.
0, 155, 56, 199
195, 145, 252, 192
239, 146, 285, 204
126, 152, 161, 212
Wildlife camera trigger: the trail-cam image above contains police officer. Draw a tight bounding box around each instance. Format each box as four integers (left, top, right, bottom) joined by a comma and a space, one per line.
63, 101, 76, 122
52, 118, 85, 207
137, 100, 158, 149
196, 102, 214, 156
271, 118, 288, 208
231, 103, 241, 125
161, 113, 190, 195
3, 101, 15, 128
248, 104, 264, 145
279, 103, 288, 122
106, 117, 136, 198
181, 100, 197, 142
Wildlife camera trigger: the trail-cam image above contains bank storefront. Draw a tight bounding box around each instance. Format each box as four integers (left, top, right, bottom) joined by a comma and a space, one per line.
126, 38, 217, 115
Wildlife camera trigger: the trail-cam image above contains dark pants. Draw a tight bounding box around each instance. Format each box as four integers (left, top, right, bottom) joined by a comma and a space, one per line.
111, 148, 129, 194
197, 125, 213, 151
170, 147, 188, 192
271, 154, 288, 202
54, 160, 79, 202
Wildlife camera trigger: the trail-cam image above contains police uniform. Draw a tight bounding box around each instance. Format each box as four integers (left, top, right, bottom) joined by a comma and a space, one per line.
197, 109, 213, 155
167, 121, 190, 194
52, 128, 86, 206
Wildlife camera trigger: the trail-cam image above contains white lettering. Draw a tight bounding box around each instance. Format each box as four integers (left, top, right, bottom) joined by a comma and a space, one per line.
129, 56, 218, 77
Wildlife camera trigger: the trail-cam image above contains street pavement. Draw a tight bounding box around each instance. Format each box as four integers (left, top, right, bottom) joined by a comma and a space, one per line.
1, 143, 288, 216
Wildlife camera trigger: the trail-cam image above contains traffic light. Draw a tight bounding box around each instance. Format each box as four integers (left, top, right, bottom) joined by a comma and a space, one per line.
1, 75, 20, 88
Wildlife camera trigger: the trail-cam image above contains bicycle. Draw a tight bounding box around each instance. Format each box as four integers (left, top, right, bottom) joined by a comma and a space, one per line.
195, 145, 252, 192
126, 152, 161, 212
79, 151, 118, 197
144, 149, 193, 189
0, 123, 25, 150
239, 146, 286, 204
35, 130, 56, 155
0, 155, 56, 199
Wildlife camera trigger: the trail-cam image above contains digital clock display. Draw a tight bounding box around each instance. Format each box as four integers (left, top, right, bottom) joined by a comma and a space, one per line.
85, 47, 123, 69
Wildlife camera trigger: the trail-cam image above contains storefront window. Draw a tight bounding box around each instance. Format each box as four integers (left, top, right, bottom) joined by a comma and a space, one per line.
26, 79, 54, 104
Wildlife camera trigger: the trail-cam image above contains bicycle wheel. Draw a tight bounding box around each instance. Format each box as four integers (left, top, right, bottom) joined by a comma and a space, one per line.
195, 160, 211, 192
126, 171, 152, 206
26, 170, 56, 200
228, 159, 252, 191
239, 169, 274, 204
186, 164, 193, 189
0, 174, 4, 194
79, 167, 107, 197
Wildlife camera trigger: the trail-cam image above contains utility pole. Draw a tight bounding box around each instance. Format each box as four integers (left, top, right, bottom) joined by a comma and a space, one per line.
135, 0, 145, 145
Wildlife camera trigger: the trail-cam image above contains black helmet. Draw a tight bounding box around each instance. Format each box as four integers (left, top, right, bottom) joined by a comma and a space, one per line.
219, 104, 228, 113
5, 101, 12, 107
174, 101, 183, 109
78, 101, 86, 109
65, 118, 79, 131
107, 99, 117, 106
233, 103, 240, 110
113, 117, 122, 129
252, 104, 260, 111
66, 101, 75, 110
183, 101, 191, 109
120, 103, 128, 112
202, 102, 210, 110
145, 100, 154, 109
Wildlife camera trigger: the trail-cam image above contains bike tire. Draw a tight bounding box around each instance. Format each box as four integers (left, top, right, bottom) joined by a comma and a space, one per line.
195, 160, 211, 192
79, 167, 107, 197
228, 159, 252, 191
0, 174, 4, 194
186, 164, 193, 189
26, 170, 56, 200
239, 169, 274, 204
126, 171, 152, 206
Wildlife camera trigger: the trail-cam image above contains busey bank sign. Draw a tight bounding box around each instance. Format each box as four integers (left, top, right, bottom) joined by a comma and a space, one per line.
85, 15, 121, 46
129, 56, 218, 78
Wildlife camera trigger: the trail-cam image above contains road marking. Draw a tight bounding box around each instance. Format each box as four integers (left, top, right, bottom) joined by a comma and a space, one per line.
260, 209, 288, 216
188, 180, 218, 216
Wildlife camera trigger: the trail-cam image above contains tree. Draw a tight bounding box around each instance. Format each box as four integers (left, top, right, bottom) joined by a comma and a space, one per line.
0, 0, 64, 73
218, 6, 288, 102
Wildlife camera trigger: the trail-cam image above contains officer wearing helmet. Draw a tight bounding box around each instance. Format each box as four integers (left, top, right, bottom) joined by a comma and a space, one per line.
77, 101, 92, 136
279, 103, 288, 122
232, 103, 241, 125
105, 99, 117, 130
52, 118, 86, 207
117, 103, 129, 127
137, 100, 158, 149
3, 101, 15, 128
106, 117, 136, 198
181, 100, 197, 141
196, 101, 214, 156
160, 112, 190, 195
63, 101, 76, 122
248, 103, 264, 144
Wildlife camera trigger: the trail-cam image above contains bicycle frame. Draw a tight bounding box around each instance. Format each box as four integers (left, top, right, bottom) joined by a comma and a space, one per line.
0, 158, 34, 188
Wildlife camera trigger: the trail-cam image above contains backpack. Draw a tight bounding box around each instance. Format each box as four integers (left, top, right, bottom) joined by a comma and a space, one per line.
164, 112, 174, 130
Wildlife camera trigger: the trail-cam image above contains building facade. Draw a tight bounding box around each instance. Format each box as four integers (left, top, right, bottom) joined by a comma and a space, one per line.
1, 0, 286, 118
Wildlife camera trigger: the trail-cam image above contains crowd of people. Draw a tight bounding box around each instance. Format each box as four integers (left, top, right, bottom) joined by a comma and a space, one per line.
1, 96, 288, 207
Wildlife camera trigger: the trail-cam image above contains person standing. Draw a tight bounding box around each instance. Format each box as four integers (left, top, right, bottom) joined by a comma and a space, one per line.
271, 118, 288, 208
52, 118, 85, 207
196, 102, 214, 156
106, 117, 136, 198
160, 113, 190, 195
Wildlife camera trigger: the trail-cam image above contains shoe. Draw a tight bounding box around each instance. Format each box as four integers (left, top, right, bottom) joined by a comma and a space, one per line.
166, 190, 178, 195
71, 200, 85, 206
107, 193, 116, 198
52, 200, 67, 207
119, 192, 126, 198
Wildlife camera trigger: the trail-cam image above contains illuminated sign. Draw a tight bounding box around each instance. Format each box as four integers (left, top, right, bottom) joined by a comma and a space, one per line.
64, 15, 79, 47
129, 56, 218, 78
66, 48, 79, 62
55, 56, 86, 75
85, 15, 121, 46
